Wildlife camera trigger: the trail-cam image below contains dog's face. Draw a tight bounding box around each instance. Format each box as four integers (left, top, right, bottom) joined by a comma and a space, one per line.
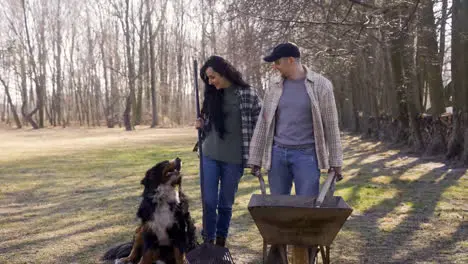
141, 157, 182, 190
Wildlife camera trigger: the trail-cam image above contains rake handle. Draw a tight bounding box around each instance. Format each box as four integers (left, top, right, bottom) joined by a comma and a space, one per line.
193, 59, 207, 239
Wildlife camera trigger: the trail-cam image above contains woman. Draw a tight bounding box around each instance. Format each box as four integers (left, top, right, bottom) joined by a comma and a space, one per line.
195, 55, 261, 247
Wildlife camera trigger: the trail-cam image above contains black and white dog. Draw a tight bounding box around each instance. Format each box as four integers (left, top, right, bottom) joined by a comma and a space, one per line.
103, 158, 197, 264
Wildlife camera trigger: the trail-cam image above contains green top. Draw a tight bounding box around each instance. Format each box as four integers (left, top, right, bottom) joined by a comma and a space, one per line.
202, 86, 243, 164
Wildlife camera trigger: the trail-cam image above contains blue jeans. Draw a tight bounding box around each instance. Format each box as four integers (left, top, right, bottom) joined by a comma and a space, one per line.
201, 155, 243, 241
268, 144, 321, 196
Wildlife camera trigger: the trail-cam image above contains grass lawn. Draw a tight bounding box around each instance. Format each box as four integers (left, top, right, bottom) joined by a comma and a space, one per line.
0, 127, 466, 263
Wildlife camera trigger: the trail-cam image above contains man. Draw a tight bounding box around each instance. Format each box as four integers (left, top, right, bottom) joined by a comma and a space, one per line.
248, 42, 343, 197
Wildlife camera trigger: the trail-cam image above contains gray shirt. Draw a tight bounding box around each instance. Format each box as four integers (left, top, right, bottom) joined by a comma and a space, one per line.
274, 77, 315, 146
203, 86, 243, 164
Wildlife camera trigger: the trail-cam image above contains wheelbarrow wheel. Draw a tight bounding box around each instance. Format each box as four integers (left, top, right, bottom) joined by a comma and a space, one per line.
291, 246, 320, 264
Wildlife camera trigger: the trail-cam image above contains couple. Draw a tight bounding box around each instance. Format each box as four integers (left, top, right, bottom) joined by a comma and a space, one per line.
195, 43, 343, 247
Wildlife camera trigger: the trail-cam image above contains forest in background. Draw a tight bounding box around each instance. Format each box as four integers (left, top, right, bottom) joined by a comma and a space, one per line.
1, 0, 468, 164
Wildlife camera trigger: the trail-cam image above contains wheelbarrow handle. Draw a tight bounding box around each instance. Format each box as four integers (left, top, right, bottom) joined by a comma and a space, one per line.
253, 170, 267, 195
315, 170, 337, 208
253, 169, 340, 199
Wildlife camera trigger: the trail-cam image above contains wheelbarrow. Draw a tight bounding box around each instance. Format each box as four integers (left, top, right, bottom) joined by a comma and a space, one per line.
248, 170, 353, 264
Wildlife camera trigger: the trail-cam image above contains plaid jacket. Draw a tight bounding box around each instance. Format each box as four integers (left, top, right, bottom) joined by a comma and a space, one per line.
201, 87, 262, 167
248, 66, 343, 170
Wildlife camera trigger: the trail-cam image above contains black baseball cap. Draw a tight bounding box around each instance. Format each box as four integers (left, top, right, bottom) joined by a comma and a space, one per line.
263, 42, 301, 62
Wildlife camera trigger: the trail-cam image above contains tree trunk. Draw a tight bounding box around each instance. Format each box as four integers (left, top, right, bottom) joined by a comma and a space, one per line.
135, 2, 146, 126
50, 75, 56, 126
453, 0, 468, 165
208, 0, 217, 54
201, 0, 207, 62
447, 0, 468, 161
1, 94, 6, 122
21, 0, 40, 129
122, 0, 136, 131
0, 77, 22, 128
75, 73, 84, 126
147, 0, 158, 128
66, 23, 77, 127
55, 0, 63, 126
110, 22, 122, 128
350, 68, 360, 133
384, 42, 399, 118
404, 24, 425, 152
19, 49, 28, 125
390, 35, 409, 143
175, 0, 185, 125
420, 0, 445, 115
99, 20, 112, 128
94, 76, 102, 126
439, 0, 448, 65
38, 6, 47, 128
440, 0, 452, 107
159, 16, 168, 123
460, 0, 468, 164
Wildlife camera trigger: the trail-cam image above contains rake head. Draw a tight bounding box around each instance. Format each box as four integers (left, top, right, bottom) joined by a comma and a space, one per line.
185, 243, 235, 264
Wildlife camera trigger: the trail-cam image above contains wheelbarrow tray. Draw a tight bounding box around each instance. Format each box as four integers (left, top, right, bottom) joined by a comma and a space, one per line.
248, 195, 352, 247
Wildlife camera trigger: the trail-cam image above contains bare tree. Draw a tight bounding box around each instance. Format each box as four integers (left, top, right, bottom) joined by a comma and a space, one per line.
447, 0, 468, 163
134, 0, 147, 126
0, 76, 22, 128
419, 0, 445, 116
20, 0, 41, 129
147, 0, 158, 127
53, 0, 64, 126
0, 0, 462, 163
159, 13, 169, 123
110, 0, 137, 131
174, 0, 186, 125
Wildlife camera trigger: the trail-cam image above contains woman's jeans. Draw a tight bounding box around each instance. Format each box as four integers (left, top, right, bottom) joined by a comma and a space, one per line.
201, 155, 243, 241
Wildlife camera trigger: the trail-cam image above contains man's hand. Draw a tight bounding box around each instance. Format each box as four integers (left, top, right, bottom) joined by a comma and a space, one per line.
250, 165, 261, 177
329, 166, 343, 182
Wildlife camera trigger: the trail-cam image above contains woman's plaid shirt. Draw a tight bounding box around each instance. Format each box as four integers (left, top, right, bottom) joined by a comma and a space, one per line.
201, 87, 262, 167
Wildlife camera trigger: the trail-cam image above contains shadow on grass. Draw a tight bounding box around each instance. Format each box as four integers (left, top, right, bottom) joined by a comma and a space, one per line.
341, 167, 466, 263
1, 134, 466, 263
226, 136, 467, 263
0, 144, 201, 263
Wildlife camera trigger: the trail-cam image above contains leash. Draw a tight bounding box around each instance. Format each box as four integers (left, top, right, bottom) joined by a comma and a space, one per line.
193, 59, 207, 242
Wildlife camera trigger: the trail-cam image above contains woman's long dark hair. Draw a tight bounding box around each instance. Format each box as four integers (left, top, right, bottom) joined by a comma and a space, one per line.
200, 56, 250, 139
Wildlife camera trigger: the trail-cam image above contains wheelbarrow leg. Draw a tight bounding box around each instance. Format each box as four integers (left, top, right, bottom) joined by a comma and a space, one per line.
279, 245, 288, 264
308, 246, 318, 264
319, 246, 330, 264
263, 239, 268, 263
265, 245, 288, 264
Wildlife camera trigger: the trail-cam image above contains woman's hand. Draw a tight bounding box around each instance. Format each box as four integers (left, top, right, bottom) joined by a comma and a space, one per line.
195, 118, 204, 129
